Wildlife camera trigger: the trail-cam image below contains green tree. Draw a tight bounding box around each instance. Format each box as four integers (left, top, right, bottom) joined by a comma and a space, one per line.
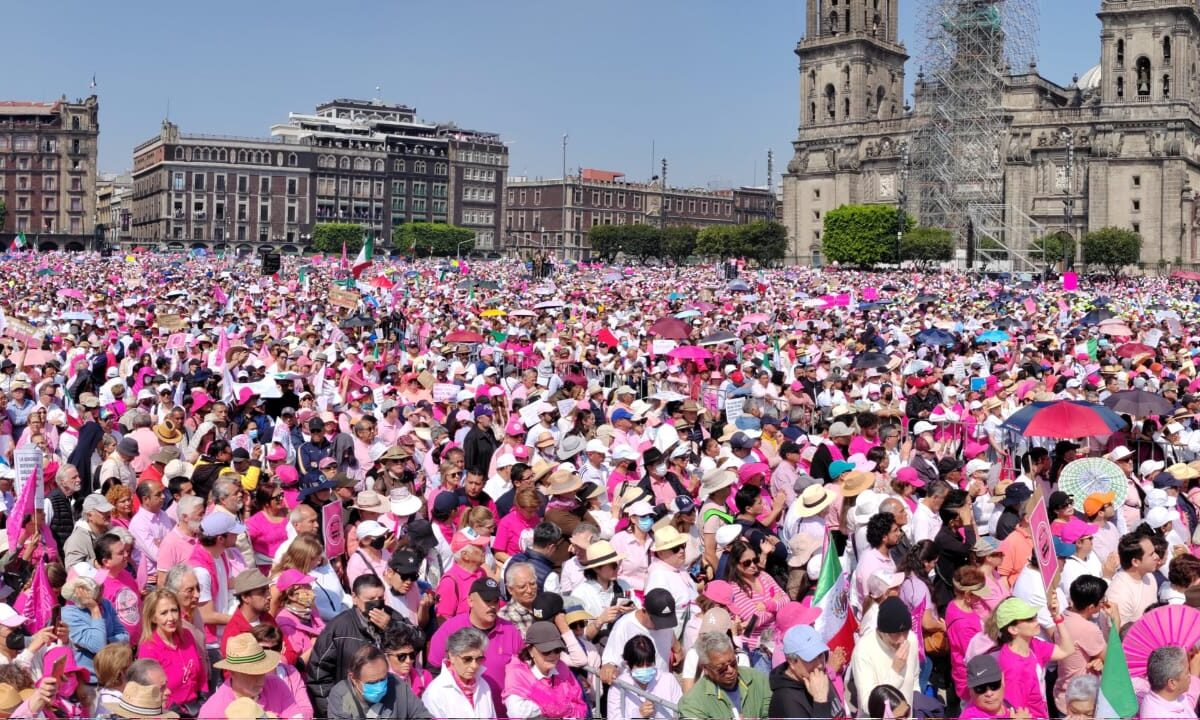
695, 225, 738, 259
392, 223, 475, 256
740, 221, 789, 266
588, 224, 625, 263
621, 224, 663, 264
1082, 226, 1142, 276
661, 226, 698, 265
821, 204, 912, 267
311, 223, 365, 254
900, 227, 954, 269
1030, 233, 1076, 267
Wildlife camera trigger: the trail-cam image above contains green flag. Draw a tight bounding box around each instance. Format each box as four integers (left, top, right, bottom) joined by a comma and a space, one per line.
1095, 622, 1138, 719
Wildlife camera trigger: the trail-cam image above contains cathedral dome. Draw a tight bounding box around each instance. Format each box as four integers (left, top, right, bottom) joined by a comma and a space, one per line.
1077, 64, 1102, 91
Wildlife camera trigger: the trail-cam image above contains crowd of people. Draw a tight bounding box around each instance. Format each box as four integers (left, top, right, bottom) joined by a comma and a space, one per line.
0, 250, 1196, 719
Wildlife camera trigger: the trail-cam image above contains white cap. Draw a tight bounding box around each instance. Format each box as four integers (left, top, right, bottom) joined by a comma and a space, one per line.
1107, 446, 1134, 462
1167, 422, 1185, 435
1066, 378, 1082, 389
0, 603, 24, 628
968, 400, 983, 410
912, 421, 936, 435
964, 459, 991, 476
356, 520, 388, 539
585, 439, 608, 454
495, 454, 517, 469
1141, 459, 1166, 478
1145, 506, 1175, 530
715, 524, 743, 547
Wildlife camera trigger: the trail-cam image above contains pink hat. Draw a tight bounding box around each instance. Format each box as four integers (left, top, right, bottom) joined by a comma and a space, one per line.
275, 465, 299, 486
513, 445, 531, 461
737, 462, 770, 484
191, 389, 213, 414
505, 418, 525, 436
896, 466, 925, 488
777, 599, 822, 634
450, 530, 490, 553
266, 445, 287, 463
236, 387, 257, 406
275, 568, 316, 592
703, 579, 734, 606
1058, 517, 1098, 544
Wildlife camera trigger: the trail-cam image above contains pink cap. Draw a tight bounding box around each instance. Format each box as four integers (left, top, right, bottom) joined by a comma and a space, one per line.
737, 462, 770, 484
896, 466, 924, 488
266, 445, 287, 462
513, 445, 531, 461
275, 568, 315, 592
505, 418, 525, 436
703, 580, 734, 606
777, 599, 822, 634
274, 465, 299, 486
450, 530, 491, 553
1059, 517, 1098, 544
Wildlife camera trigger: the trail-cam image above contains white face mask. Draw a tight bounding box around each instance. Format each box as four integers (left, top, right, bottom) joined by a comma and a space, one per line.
653, 463, 668, 476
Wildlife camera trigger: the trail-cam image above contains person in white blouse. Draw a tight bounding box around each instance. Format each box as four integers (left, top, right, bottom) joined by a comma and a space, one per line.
644, 526, 699, 635
421, 626, 497, 720
607, 634, 683, 720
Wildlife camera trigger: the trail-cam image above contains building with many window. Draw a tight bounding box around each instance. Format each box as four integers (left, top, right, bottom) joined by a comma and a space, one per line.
505, 169, 777, 260
130, 98, 506, 254
0, 95, 99, 249
95, 172, 132, 249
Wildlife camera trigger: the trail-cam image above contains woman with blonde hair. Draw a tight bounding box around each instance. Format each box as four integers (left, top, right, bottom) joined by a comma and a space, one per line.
92, 642, 133, 710
135, 588, 206, 715
105, 485, 134, 530
270, 533, 348, 621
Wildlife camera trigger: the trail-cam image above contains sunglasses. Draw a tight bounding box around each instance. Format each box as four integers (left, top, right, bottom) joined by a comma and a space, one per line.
738, 558, 758, 568
271, 494, 284, 501
392, 651, 415, 662
456, 654, 484, 664
399, 573, 419, 582
973, 681, 1002, 693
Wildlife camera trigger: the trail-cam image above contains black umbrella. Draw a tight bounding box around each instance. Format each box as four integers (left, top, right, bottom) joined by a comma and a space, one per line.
1102, 390, 1175, 417
914, 294, 939, 304
339, 315, 375, 330
851, 351, 891, 370
478, 280, 501, 290
995, 317, 1024, 330
914, 328, 957, 347
1080, 309, 1116, 326
698, 331, 738, 347
881, 284, 899, 292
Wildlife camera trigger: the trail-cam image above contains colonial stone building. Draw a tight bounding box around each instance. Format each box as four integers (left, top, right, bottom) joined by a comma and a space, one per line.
783, 0, 1200, 268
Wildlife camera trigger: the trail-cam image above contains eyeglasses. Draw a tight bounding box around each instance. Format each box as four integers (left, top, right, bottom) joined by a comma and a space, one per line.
271, 494, 284, 501
456, 654, 484, 664
541, 648, 563, 656
707, 659, 738, 673
974, 681, 1002, 693
392, 651, 415, 662
666, 545, 686, 554
738, 558, 758, 568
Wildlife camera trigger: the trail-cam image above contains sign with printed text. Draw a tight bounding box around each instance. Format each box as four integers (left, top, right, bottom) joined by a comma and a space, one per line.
156, 313, 186, 331
322, 501, 346, 558
328, 288, 359, 311
651, 339, 677, 356
724, 397, 746, 426
13, 447, 42, 508
432, 383, 459, 403
1026, 493, 1057, 593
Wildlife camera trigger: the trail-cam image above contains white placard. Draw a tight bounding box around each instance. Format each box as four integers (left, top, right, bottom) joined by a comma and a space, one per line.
13, 447, 42, 506
432, 383, 460, 403
652, 340, 677, 356
725, 397, 746, 426
519, 402, 543, 429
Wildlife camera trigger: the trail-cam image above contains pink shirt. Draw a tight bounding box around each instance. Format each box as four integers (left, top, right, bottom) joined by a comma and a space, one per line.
494, 509, 537, 557
997, 638, 1055, 718
198, 673, 305, 720
156, 527, 197, 578
958, 703, 1010, 720
945, 600, 984, 698
137, 630, 207, 708
102, 570, 142, 644
728, 573, 788, 650
611, 530, 652, 593
245, 511, 289, 568
435, 563, 485, 619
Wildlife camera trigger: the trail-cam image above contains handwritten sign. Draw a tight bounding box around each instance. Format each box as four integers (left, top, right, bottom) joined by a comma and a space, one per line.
156, 313, 186, 331
329, 288, 359, 311
725, 397, 746, 426
432, 383, 459, 403
13, 447, 42, 508
1027, 494, 1057, 593
322, 501, 346, 558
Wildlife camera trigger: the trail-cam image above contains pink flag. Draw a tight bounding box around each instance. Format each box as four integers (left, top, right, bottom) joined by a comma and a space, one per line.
862, 287, 878, 301
216, 328, 231, 363
1024, 298, 1037, 315
27, 563, 52, 630
213, 284, 228, 306
1063, 271, 1078, 291
6, 468, 36, 555
1057, 299, 1070, 312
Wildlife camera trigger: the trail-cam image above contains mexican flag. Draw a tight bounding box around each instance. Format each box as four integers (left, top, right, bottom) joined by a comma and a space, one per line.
352, 234, 374, 279
812, 541, 857, 656
1095, 622, 1138, 719
10, 232, 25, 251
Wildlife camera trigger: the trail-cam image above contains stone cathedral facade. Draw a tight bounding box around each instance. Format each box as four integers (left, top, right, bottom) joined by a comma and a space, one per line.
782, 0, 1200, 268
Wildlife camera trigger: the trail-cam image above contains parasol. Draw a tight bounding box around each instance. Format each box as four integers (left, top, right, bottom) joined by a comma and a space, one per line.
1102, 389, 1174, 417
727, 280, 751, 292
1080, 309, 1116, 326
480, 309, 506, 318
445, 330, 485, 344
1057, 457, 1129, 513
1000, 400, 1124, 439
533, 301, 564, 310
850, 351, 892, 370
674, 310, 701, 320
914, 328, 957, 348
698, 331, 737, 347
975, 330, 1010, 343
510, 309, 538, 317
914, 294, 939, 303
532, 286, 557, 296
1115, 342, 1154, 358
667, 345, 713, 362
742, 313, 771, 325
1124, 605, 1200, 677
648, 317, 691, 340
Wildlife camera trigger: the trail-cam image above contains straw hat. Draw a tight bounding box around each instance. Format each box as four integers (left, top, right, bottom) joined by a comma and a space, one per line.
793, 484, 835, 518
840, 470, 874, 497
153, 420, 184, 445
225, 697, 279, 720
651, 526, 688, 553
213, 633, 281, 675
699, 469, 736, 500
0, 684, 30, 715
544, 470, 583, 496
529, 457, 556, 483
352, 490, 389, 514
582, 540, 624, 569
103, 681, 178, 718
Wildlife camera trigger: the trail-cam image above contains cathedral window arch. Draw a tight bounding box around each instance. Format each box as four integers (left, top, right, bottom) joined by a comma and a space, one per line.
824, 84, 837, 121
1164, 73, 1171, 98
1117, 76, 1125, 99
1164, 36, 1172, 61
1136, 57, 1152, 96
1116, 39, 1125, 68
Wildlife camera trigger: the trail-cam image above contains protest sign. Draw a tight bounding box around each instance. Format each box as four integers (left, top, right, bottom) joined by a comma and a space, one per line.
329, 288, 359, 310
322, 502, 345, 558
432, 383, 459, 403
1027, 493, 1057, 592
13, 447, 42, 507
156, 313, 186, 331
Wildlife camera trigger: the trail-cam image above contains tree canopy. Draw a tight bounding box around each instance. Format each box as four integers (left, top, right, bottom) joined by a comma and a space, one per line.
1082, 227, 1142, 276
393, 223, 475, 257
311, 223, 364, 254
821, 204, 912, 267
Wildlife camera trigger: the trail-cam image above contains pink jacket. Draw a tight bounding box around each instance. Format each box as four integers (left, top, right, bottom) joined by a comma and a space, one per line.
501, 657, 589, 719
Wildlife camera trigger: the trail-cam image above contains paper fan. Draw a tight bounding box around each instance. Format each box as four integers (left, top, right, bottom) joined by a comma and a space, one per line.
1124, 604, 1200, 677
1056, 457, 1129, 513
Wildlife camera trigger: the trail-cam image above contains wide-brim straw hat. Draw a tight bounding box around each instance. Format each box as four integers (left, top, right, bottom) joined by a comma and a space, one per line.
582, 540, 624, 569
212, 633, 281, 675
793, 484, 835, 518
651, 525, 688, 552
103, 681, 178, 718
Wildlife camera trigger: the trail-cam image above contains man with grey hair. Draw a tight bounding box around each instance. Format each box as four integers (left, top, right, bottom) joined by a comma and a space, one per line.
156, 495, 205, 586
1140, 645, 1193, 719
271, 504, 320, 565
878, 496, 912, 562
679, 631, 772, 719
64, 492, 113, 566
910, 479, 950, 544
123, 657, 167, 690
1063, 675, 1099, 720
422, 627, 493, 719
44, 463, 81, 556
498, 562, 537, 633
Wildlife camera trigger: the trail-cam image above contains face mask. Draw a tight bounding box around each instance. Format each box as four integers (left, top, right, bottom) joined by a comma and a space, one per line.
653, 463, 667, 476
361, 678, 388, 703
631, 666, 658, 685
637, 517, 655, 532
248, 428, 258, 440
363, 598, 386, 614
4, 628, 27, 651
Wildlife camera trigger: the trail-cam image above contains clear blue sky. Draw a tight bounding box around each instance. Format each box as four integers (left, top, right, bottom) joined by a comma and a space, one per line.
5, 0, 1097, 188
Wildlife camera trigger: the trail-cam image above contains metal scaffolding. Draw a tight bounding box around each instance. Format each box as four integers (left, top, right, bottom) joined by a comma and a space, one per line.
911, 0, 1039, 250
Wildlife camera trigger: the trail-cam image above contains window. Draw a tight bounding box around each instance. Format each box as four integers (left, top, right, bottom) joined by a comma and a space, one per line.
43, 158, 55, 171
287, 178, 297, 195
701, 201, 708, 213
287, 203, 296, 223
392, 197, 406, 211
16, 157, 28, 171
259, 204, 269, 222
689, 200, 696, 212
237, 175, 248, 193
260, 177, 270, 194
1116, 39, 1125, 66
1132, 175, 1141, 188
414, 160, 426, 173
374, 181, 384, 197
42, 176, 55, 192
173, 173, 185, 191
392, 180, 406, 195
813, 188, 822, 200
432, 199, 447, 214
394, 159, 405, 172
193, 174, 205, 191
1117, 77, 1125, 98
618, 193, 626, 208
534, 189, 542, 205
605, 192, 613, 206
43, 197, 56, 211
433, 183, 447, 198
412, 198, 426, 212
1164, 36, 1172, 61
216, 175, 226, 191
1132, 222, 1140, 234
591, 191, 600, 205
70, 197, 82, 212
71, 176, 82, 191
1132, 200, 1141, 212
412, 181, 426, 197
1136, 57, 1151, 96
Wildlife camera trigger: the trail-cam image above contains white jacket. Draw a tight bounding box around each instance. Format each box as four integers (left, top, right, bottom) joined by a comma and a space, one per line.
421, 665, 497, 720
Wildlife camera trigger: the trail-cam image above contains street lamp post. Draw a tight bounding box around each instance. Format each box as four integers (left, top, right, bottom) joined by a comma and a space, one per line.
896, 144, 910, 266
1061, 128, 1075, 270
456, 238, 472, 262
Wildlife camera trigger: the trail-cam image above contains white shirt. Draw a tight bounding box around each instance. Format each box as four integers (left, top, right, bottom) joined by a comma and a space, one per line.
600, 611, 673, 674
572, 578, 630, 619
1059, 553, 1103, 598
1012, 565, 1066, 633
421, 662, 497, 720
644, 559, 698, 622
194, 561, 233, 644
909, 502, 942, 544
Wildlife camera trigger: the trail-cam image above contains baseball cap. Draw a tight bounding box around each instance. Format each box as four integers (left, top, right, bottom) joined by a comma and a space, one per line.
355, 520, 388, 540
82, 493, 114, 514
912, 421, 936, 435
387, 550, 420, 576
644, 588, 677, 630
966, 654, 1002, 690
451, 529, 490, 553
524, 621, 567, 653
0, 604, 24, 629
994, 597, 1038, 629
1083, 491, 1116, 517
782, 625, 829, 662
1058, 517, 1097, 544
469, 577, 501, 602
200, 511, 245, 537
531, 592, 564, 621
611, 408, 634, 422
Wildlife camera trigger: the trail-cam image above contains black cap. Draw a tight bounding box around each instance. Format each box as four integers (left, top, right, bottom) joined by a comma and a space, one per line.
406, 518, 437, 555
531, 592, 564, 621
308, 417, 325, 432
966, 654, 1002, 689
1048, 490, 1073, 513
642, 447, 664, 467
1000, 483, 1034, 508
644, 588, 677, 630
937, 457, 964, 476
231, 448, 251, 461
1154, 472, 1183, 489
470, 577, 501, 602
387, 550, 420, 575
877, 597, 912, 633
433, 492, 462, 515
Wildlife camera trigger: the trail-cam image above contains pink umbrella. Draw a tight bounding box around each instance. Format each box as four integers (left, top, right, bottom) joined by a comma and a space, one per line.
1124, 605, 1200, 677
60, 289, 84, 300
742, 313, 771, 324
19, 349, 54, 367
667, 345, 713, 361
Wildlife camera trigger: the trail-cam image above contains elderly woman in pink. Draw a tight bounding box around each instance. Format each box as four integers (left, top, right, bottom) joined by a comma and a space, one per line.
944, 565, 991, 700
611, 499, 655, 594
493, 486, 541, 564
274, 569, 325, 664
